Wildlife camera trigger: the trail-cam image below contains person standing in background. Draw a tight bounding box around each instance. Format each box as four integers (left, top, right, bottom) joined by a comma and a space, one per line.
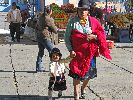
7, 2, 22, 42
89, 2, 103, 24
35, 5, 58, 72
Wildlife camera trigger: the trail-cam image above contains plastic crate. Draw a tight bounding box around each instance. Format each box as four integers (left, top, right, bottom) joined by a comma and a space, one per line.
119, 29, 130, 43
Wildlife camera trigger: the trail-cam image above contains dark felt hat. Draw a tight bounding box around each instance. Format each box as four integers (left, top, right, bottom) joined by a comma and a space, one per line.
78, 0, 91, 9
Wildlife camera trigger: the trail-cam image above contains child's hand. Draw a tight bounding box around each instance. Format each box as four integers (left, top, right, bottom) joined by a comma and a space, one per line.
70, 51, 76, 58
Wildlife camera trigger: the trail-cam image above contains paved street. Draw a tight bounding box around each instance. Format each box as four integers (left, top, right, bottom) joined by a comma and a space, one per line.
0, 13, 133, 100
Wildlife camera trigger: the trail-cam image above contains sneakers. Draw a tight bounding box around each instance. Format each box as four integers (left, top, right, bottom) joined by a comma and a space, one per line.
36, 67, 45, 72
36, 60, 45, 72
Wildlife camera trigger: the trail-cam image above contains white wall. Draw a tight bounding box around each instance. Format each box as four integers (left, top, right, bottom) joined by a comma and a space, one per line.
42, 0, 79, 7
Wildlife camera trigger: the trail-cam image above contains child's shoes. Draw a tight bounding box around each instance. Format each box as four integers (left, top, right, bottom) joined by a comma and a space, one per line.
48, 90, 52, 100
58, 90, 62, 98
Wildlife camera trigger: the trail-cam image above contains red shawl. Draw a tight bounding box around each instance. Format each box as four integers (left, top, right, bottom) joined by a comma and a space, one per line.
69, 16, 112, 77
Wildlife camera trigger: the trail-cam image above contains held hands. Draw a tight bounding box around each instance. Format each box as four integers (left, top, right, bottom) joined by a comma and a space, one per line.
87, 34, 97, 41
70, 51, 76, 58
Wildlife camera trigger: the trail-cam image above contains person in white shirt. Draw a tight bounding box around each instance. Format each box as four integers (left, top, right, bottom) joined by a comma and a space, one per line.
7, 2, 22, 42
48, 48, 71, 100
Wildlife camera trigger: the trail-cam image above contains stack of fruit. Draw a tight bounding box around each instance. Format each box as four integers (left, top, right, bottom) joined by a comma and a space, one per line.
107, 13, 133, 28
61, 3, 76, 13
50, 3, 69, 29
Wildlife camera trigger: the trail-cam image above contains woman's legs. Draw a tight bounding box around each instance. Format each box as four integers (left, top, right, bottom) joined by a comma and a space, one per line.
81, 79, 89, 93
73, 79, 80, 99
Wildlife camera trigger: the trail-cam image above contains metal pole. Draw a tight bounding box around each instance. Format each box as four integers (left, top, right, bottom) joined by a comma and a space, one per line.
104, 0, 108, 21
44, 0, 45, 15
105, 0, 108, 35
106, 0, 107, 13
32, 0, 34, 17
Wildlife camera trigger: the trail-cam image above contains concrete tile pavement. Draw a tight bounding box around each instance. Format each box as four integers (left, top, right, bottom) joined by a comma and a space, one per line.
0, 42, 133, 100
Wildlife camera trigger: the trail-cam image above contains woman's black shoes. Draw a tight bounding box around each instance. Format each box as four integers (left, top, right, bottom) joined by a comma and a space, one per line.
80, 87, 86, 99
79, 93, 85, 99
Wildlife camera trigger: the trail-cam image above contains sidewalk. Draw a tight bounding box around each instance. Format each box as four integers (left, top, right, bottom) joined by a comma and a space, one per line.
0, 42, 133, 100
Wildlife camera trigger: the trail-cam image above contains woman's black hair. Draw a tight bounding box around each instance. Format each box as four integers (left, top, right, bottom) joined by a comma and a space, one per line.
12, 2, 16, 6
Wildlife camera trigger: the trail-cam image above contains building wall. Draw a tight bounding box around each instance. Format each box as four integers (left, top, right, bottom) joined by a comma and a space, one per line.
40, 0, 56, 11
39, 0, 79, 9
69, 0, 79, 7
63, 0, 69, 5
0, 0, 16, 12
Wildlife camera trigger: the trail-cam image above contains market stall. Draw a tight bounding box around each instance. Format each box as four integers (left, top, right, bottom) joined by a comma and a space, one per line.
107, 13, 133, 42
50, 3, 76, 29
50, 3, 77, 43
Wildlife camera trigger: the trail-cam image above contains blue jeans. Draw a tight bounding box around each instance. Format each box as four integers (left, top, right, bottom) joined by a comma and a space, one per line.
36, 38, 53, 70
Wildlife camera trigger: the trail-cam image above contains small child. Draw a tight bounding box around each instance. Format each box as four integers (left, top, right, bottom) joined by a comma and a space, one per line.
48, 48, 71, 99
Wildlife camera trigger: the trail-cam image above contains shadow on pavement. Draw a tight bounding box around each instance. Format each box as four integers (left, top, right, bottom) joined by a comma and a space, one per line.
0, 34, 37, 45
0, 95, 48, 100
0, 70, 49, 73
0, 95, 74, 100
53, 96, 74, 99
0, 70, 37, 73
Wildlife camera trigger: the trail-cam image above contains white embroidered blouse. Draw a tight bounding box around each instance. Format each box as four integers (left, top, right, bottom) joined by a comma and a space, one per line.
49, 56, 72, 77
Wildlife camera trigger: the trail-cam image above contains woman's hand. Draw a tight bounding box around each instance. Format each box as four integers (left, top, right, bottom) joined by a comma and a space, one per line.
87, 34, 97, 41
70, 51, 76, 58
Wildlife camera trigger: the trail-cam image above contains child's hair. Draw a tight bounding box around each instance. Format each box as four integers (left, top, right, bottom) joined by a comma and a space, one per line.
49, 48, 62, 58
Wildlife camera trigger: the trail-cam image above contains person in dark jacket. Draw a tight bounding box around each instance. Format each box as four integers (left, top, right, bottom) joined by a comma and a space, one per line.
35, 5, 58, 72
89, 2, 103, 24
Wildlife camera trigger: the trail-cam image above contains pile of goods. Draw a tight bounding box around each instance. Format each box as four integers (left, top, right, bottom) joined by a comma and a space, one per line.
61, 3, 76, 13
106, 40, 114, 49
50, 3, 69, 29
107, 13, 133, 28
